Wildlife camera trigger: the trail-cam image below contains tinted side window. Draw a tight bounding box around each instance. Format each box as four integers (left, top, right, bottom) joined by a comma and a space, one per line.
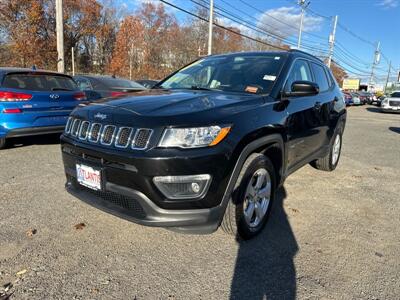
3, 73, 78, 91
285, 60, 312, 92
310, 63, 330, 92
75, 77, 93, 91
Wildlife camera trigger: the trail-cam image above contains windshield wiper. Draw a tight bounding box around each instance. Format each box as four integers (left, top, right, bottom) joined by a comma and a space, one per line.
51, 88, 73, 91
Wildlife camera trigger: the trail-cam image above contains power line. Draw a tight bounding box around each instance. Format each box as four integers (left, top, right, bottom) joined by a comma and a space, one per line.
215, 0, 300, 42
191, 0, 329, 54
159, 0, 288, 50
238, 0, 328, 41
193, 0, 296, 44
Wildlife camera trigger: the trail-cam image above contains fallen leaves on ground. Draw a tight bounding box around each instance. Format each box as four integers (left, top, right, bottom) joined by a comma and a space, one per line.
26, 228, 37, 237
74, 223, 86, 230
16, 269, 27, 276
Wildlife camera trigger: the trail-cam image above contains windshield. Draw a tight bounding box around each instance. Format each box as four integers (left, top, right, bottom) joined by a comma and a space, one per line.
3, 73, 78, 91
100, 78, 145, 89
390, 92, 400, 98
158, 54, 286, 94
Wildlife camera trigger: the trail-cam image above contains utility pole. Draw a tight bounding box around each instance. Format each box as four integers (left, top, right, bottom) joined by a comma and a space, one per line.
369, 41, 380, 91
56, 0, 64, 73
297, 0, 310, 49
384, 61, 391, 93
327, 15, 338, 68
207, 0, 214, 55
71, 47, 75, 76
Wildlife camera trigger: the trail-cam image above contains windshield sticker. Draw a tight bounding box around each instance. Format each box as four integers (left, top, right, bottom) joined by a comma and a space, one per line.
274, 56, 281, 60
263, 75, 276, 81
245, 86, 258, 93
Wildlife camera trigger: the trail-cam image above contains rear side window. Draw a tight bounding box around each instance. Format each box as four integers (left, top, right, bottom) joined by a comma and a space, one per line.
285, 59, 312, 92
2, 73, 78, 91
310, 63, 330, 92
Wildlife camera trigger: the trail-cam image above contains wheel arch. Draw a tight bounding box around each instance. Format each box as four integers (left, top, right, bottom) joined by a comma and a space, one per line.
217, 133, 285, 223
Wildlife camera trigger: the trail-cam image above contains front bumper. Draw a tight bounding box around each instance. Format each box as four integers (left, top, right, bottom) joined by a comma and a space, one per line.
381, 101, 400, 112
65, 177, 223, 233
61, 135, 234, 232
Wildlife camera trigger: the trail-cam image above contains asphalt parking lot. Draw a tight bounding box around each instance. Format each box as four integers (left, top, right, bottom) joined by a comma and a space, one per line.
0, 106, 399, 299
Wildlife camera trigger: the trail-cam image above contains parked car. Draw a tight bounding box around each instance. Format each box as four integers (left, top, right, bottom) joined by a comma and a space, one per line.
73, 75, 147, 101
136, 79, 159, 89
381, 91, 400, 113
0, 68, 86, 149
343, 92, 353, 106
61, 50, 346, 240
351, 92, 362, 105
376, 95, 385, 106
358, 91, 369, 105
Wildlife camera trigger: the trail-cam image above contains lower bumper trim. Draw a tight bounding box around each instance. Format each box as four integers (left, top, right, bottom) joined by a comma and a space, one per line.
6, 125, 65, 138
65, 176, 222, 233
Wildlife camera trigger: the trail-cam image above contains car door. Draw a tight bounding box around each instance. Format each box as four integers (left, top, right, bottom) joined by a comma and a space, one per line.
308, 62, 335, 151
284, 59, 322, 169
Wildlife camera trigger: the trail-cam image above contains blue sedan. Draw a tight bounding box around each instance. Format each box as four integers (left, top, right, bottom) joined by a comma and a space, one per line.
0, 68, 87, 149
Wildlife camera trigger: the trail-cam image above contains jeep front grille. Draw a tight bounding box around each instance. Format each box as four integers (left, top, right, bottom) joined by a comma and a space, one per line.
64, 118, 152, 150
133, 129, 153, 149
79, 121, 90, 140
71, 119, 81, 137
115, 127, 133, 148
65, 117, 73, 133
101, 125, 116, 145
88, 123, 101, 142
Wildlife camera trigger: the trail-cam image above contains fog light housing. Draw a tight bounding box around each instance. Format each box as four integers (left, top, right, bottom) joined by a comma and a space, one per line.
153, 174, 211, 200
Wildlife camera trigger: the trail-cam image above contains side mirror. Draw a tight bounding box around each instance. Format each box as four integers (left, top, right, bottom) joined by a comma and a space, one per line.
283, 81, 319, 98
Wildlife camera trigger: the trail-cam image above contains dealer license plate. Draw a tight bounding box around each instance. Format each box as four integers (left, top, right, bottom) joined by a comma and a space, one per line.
76, 164, 101, 191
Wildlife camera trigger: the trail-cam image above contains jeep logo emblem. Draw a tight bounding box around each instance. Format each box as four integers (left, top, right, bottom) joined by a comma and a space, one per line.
49, 94, 60, 100
94, 112, 107, 120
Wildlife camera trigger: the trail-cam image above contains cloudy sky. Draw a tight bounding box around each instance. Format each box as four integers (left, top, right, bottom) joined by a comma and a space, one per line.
118, 0, 399, 81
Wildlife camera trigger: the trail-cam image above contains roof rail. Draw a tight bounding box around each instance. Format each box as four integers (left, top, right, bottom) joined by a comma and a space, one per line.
289, 49, 324, 63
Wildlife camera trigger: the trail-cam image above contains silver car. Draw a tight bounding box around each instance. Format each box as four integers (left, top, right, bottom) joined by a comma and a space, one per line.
381, 91, 400, 113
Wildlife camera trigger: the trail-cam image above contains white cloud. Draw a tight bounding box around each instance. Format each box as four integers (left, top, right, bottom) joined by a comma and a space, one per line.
378, 0, 398, 9
257, 7, 323, 39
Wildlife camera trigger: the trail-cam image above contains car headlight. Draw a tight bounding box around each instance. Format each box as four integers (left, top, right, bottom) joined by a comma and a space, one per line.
381, 98, 388, 105
159, 126, 231, 148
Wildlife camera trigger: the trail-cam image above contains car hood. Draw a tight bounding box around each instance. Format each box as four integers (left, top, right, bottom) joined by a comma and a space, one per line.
387, 97, 400, 102
77, 89, 266, 120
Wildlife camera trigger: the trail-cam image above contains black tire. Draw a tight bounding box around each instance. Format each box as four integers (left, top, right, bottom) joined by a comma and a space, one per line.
0, 137, 6, 150
310, 130, 342, 171
221, 153, 276, 240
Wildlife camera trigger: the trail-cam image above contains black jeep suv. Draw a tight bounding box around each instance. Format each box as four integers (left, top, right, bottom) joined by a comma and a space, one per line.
61, 50, 346, 239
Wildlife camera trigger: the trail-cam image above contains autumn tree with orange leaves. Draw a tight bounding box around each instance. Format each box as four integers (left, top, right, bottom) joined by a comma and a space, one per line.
0, 0, 56, 69
108, 16, 144, 79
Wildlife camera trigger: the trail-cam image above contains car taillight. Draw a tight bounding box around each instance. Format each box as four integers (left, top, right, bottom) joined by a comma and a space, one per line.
2, 108, 22, 113
73, 92, 87, 101
111, 91, 127, 97
0, 91, 32, 102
